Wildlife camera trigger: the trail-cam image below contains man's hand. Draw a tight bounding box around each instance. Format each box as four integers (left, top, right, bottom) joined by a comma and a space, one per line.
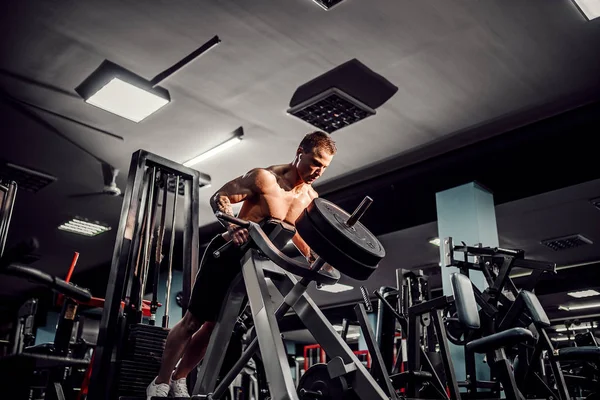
228, 225, 250, 246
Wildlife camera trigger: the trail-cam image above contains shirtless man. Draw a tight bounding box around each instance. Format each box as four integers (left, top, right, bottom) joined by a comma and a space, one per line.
147, 131, 336, 398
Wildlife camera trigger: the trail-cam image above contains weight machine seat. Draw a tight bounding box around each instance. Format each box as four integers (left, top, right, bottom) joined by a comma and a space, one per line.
520, 290, 550, 327
450, 273, 480, 329
553, 346, 600, 363
466, 328, 534, 354
390, 370, 432, 386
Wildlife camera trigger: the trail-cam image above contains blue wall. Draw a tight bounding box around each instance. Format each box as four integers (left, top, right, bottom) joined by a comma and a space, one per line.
144, 269, 185, 328
35, 311, 59, 345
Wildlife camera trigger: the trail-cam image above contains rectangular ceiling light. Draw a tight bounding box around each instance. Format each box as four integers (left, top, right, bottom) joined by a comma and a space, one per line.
86, 78, 169, 122
183, 127, 244, 167
558, 302, 600, 311
551, 336, 574, 342
317, 283, 354, 293
572, 0, 600, 20
555, 322, 597, 332
58, 218, 111, 237
429, 237, 440, 246
568, 289, 600, 298
75, 60, 171, 123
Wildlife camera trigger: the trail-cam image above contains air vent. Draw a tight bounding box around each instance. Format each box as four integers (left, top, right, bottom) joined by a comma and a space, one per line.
541, 234, 593, 251
287, 59, 397, 133
287, 88, 375, 133
312, 0, 345, 10
0, 162, 56, 193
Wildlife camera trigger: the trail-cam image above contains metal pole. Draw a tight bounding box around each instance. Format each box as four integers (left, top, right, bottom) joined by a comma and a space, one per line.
163, 175, 180, 327
140, 167, 157, 309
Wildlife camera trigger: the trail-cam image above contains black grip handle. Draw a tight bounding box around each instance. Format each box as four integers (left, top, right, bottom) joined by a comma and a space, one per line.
53, 278, 92, 303
0, 237, 39, 270
213, 240, 233, 258
5, 264, 92, 303
215, 212, 250, 228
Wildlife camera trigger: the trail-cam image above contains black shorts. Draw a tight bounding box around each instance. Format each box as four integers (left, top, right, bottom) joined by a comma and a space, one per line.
187, 234, 245, 322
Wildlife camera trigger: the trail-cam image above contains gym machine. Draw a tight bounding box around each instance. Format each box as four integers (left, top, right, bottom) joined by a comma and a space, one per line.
190, 196, 391, 400
0, 239, 93, 400
371, 269, 450, 399
442, 237, 600, 399
87, 150, 210, 400
0, 179, 17, 257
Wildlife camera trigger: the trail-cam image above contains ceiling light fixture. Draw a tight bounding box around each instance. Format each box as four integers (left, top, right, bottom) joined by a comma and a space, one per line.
568, 289, 600, 298
317, 283, 354, 293
429, 237, 440, 246
558, 302, 600, 312
75, 36, 221, 122
551, 336, 574, 342
58, 218, 111, 237
572, 0, 600, 20
311, 0, 345, 10
183, 127, 244, 167
555, 322, 597, 332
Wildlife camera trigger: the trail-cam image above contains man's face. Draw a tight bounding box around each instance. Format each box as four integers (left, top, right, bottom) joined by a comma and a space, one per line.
297, 147, 333, 184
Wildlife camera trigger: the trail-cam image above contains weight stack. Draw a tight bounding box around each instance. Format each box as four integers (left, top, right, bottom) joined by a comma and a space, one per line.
116, 323, 169, 397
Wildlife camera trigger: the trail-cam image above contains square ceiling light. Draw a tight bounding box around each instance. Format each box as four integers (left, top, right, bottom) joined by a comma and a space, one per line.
75, 60, 170, 123
58, 217, 111, 237
572, 0, 600, 20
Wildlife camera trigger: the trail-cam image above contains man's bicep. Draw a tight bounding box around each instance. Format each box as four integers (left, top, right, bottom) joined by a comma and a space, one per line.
216, 169, 266, 203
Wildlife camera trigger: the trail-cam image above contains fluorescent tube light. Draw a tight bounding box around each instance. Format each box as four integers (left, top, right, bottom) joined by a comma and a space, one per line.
558, 302, 600, 311
572, 0, 600, 20
58, 218, 111, 237
317, 283, 354, 293
551, 336, 575, 342
568, 289, 600, 298
555, 322, 597, 332
183, 129, 244, 167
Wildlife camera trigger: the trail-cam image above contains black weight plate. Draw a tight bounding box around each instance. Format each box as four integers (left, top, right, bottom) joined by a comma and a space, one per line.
297, 364, 349, 400
296, 210, 377, 281
303, 198, 385, 267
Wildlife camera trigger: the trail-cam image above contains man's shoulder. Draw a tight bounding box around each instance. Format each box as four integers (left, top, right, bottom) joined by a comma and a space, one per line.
308, 186, 318, 199
247, 167, 277, 180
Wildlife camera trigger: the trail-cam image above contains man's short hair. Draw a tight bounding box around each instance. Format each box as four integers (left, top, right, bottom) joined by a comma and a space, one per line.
299, 131, 337, 155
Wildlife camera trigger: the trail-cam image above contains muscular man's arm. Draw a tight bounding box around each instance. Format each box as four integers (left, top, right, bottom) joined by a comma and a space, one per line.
210, 168, 274, 231
292, 233, 318, 263
292, 188, 319, 263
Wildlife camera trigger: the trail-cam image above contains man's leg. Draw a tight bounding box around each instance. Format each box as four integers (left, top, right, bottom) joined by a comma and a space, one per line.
172, 321, 216, 380
156, 311, 204, 384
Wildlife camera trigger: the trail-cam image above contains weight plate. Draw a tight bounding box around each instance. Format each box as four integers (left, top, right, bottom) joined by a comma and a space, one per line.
297, 364, 350, 400
296, 210, 377, 281
303, 198, 385, 267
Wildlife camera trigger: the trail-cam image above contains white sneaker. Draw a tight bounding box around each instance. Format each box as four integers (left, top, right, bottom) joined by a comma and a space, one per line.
170, 377, 190, 398
146, 377, 170, 400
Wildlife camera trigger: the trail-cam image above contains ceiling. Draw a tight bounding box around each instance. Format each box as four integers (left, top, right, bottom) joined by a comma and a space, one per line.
1, 0, 600, 316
